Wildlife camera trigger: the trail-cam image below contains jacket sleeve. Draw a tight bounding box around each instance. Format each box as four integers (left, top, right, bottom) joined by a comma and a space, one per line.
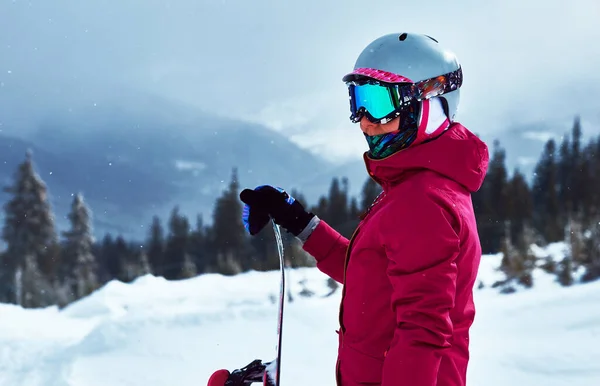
379, 190, 461, 386
301, 219, 348, 284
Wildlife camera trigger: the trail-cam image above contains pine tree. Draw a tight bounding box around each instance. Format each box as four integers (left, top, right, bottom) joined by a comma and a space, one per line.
581, 219, 600, 282
557, 134, 573, 219
557, 255, 574, 286
556, 119, 585, 228
532, 139, 562, 243
146, 216, 165, 276
163, 206, 193, 279
248, 223, 278, 271
592, 136, 600, 218
478, 140, 509, 253
553, 206, 584, 287
136, 249, 152, 276
188, 214, 207, 274
578, 144, 595, 225
289, 189, 308, 209
496, 221, 535, 292
181, 254, 198, 278
211, 168, 248, 275
310, 196, 329, 221
349, 197, 360, 220
120, 247, 152, 283
96, 234, 118, 283
326, 177, 348, 227
566, 214, 587, 269
112, 236, 131, 281
329, 177, 357, 238
0, 151, 58, 307
360, 177, 382, 213
506, 168, 533, 247
60, 193, 99, 302
570, 116, 583, 215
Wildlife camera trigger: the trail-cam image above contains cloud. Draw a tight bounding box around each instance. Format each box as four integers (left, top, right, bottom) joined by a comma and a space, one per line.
1, 0, 598, 160
522, 131, 558, 143
238, 87, 369, 164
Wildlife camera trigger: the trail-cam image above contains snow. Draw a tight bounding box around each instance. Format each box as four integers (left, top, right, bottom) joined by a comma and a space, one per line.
1, 244, 600, 386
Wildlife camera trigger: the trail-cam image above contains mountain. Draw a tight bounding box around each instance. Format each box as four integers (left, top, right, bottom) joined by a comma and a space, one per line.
1, 88, 591, 242
0, 93, 330, 240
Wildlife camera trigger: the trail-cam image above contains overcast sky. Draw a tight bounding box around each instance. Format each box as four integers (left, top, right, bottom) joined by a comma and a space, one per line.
1, 0, 599, 163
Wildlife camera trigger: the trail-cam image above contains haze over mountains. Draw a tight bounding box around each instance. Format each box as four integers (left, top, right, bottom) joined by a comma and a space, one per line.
0, 92, 335, 239
1, 0, 599, 240
1, 86, 595, 242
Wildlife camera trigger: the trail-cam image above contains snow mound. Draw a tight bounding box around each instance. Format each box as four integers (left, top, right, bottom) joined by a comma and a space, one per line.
0, 245, 599, 386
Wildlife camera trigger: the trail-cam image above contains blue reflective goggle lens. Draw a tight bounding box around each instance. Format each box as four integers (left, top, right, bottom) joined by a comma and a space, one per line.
346, 66, 463, 124
350, 83, 398, 121
348, 82, 411, 124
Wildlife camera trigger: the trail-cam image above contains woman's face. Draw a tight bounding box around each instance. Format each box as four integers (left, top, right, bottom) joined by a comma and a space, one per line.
359, 116, 400, 136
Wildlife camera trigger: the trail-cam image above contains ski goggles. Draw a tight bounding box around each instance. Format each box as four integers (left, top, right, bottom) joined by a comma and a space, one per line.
346, 66, 463, 124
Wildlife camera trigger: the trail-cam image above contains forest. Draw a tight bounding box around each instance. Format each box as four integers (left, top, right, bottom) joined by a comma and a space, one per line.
0, 116, 599, 308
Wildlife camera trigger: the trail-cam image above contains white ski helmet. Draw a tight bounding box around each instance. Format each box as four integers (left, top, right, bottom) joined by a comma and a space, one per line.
342, 32, 463, 122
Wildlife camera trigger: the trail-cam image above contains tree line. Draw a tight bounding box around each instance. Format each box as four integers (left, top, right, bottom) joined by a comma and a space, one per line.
474, 116, 600, 291
0, 116, 598, 308
0, 152, 380, 309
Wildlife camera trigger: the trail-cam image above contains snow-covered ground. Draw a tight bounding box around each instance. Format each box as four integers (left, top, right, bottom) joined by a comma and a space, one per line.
1, 244, 599, 386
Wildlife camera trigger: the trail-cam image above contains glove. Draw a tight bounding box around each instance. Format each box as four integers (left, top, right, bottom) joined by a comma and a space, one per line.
240, 185, 314, 236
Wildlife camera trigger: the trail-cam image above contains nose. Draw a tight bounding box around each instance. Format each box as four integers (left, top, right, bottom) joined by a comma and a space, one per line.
360, 117, 377, 134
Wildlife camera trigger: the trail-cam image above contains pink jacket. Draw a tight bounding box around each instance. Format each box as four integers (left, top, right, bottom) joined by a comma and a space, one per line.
303, 123, 489, 386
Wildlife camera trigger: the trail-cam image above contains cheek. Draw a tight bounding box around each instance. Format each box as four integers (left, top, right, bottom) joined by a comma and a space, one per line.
382, 120, 399, 132
360, 117, 400, 135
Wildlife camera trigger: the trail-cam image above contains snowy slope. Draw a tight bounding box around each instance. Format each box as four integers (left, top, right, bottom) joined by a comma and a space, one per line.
1, 247, 600, 386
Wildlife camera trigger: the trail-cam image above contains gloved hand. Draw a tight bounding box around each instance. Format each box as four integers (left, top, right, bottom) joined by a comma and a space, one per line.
240, 185, 314, 236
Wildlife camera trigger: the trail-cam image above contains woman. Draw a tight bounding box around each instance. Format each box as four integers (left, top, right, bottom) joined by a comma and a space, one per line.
214, 32, 489, 386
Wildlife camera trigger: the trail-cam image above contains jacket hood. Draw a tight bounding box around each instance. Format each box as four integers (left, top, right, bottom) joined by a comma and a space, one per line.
364, 123, 489, 192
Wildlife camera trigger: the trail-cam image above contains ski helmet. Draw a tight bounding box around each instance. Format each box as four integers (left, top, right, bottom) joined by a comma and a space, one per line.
343, 32, 463, 123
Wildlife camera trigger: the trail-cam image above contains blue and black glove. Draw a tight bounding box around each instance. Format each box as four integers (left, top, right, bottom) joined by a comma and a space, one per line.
240, 185, 314, 236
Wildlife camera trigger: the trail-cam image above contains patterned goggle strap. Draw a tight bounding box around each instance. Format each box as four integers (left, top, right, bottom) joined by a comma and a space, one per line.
405, 66, 463, 102
347, 66, 462, 124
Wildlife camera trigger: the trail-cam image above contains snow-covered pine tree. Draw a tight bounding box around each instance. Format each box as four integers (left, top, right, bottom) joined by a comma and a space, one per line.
0, 150, 57, 307
60, 193, 99, 302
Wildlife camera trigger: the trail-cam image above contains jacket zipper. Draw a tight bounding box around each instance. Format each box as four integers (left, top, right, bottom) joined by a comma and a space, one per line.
338, 225, 360, 345
338, 191, 385, 347
336, 191, 387, 386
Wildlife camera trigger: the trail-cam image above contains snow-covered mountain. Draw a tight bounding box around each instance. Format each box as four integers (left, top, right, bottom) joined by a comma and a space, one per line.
0, 93, 334, 239
1, 85, 596, 241
0, 242, 599, 386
